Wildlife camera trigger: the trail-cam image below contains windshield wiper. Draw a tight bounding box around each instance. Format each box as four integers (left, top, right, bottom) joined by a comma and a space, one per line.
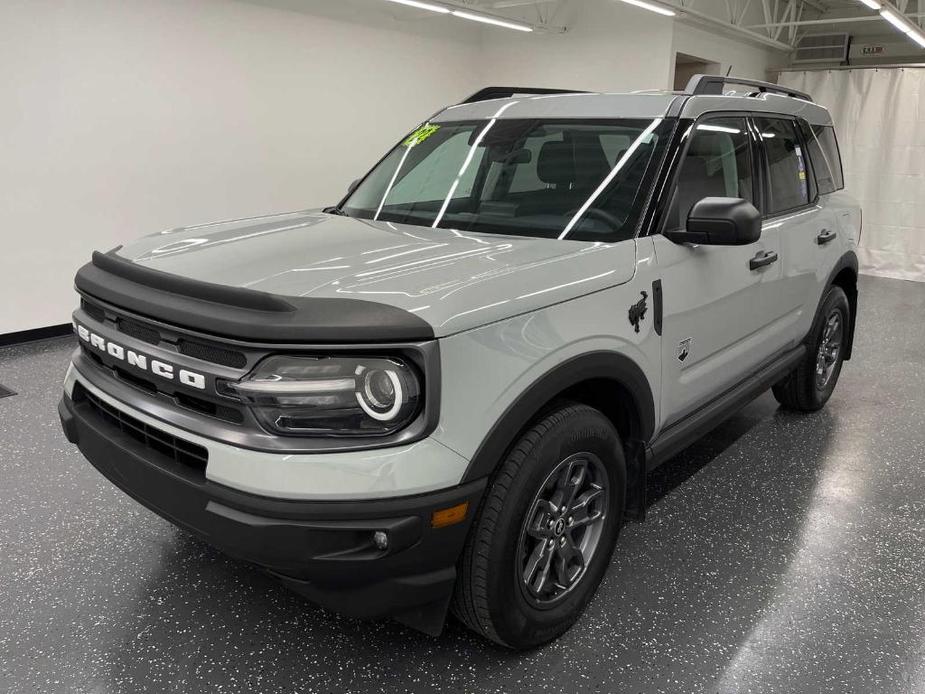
323, 206, 348, 216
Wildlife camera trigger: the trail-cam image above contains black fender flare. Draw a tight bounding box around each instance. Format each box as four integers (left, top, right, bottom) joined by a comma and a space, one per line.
824, 249, 859, 289
461, 351, 656, 483
819, 250, 859, 359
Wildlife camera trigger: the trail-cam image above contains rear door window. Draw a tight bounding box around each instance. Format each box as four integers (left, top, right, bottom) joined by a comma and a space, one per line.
753, 117, 810, 215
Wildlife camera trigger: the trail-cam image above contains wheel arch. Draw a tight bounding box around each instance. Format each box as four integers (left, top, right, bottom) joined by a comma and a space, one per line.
461, 352, 656, 516
825, 251, 859, 360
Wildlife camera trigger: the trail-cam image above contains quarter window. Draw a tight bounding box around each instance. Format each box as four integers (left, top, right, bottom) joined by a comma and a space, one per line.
754, 117, 810, 214
665, 117, 755, 230
799, 121, 844, 194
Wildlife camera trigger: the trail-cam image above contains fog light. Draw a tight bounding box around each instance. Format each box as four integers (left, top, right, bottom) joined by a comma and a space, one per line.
372, 530, 389, 550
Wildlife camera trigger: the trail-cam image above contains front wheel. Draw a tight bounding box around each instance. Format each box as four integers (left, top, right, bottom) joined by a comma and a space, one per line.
451, 403, 625, 649
773, 285, 850, 412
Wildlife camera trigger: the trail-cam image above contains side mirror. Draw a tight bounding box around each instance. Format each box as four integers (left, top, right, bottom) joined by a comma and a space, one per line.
347, 178, 361, 195
664, 197, 762, 246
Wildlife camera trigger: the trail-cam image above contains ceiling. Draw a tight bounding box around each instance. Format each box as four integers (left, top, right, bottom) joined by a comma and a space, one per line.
458, 0, 925, 47
248, 0, 925, 53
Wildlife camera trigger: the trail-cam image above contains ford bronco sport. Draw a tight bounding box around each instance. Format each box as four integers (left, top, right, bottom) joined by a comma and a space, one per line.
59, 75, 860, 649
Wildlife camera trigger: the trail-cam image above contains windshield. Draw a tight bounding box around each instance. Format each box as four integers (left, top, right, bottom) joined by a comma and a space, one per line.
341, 118, 668, 241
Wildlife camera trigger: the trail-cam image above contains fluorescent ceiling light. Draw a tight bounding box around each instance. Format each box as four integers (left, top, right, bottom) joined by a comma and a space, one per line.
450, 9, 533, 31
878, 7, 925, 48
881, 8, 915, 34
909, 29, 925, 47
615, 0, 677, 17
857, 0, 881, 9
382, 0, 450, 13
381, 0, 535, 32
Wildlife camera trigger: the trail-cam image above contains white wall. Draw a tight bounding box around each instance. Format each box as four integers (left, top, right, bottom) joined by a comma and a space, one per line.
478, 1, 780, 95
0, 0, 785, 336
477, 0, 675, 93
781, 68, 925, 282
671, 23, 779, 86
0, 0, 483, 335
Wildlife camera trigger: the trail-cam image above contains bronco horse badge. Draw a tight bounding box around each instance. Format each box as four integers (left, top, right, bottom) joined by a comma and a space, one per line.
628, 291, 648, 333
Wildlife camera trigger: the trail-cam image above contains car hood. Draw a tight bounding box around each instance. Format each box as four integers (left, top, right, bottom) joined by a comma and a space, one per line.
115, 211, 637, 337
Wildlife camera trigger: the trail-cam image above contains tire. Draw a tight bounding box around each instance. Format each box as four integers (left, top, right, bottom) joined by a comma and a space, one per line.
772, 285, 850, 412
451, 403, 626, 649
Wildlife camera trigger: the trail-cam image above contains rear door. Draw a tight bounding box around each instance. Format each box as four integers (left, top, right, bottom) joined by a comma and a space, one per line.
653, 115, 790, 428
753, 115, 838, 346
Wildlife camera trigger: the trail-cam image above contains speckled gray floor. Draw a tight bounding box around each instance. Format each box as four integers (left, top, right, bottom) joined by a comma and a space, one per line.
1, 274, 923, 694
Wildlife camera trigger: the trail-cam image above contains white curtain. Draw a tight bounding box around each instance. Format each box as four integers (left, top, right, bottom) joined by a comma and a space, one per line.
780, 67, 925, 282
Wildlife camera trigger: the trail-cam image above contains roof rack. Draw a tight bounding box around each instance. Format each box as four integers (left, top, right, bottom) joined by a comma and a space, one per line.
460, 86, 588, 104
684, 74, 812, 102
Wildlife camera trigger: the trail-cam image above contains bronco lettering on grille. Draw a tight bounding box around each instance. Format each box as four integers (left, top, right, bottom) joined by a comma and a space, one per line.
74, 322, 207, 390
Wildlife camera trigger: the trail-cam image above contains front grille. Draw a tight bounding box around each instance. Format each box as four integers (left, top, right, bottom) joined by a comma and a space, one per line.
113, 365, 158, 395
74, 383, 208, 472
178, 339, 247, 369
81, 299, 106, 323
82, 299, 248, 370
117, 317, 161, 345
175, 392, 244, 424
80, 344, 245, 424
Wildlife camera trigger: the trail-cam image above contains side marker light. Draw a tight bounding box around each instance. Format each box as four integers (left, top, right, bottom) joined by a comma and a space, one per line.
431, 502, 469, 529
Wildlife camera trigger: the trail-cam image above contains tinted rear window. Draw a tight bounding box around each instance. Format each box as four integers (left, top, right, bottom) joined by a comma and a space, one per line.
754, 117, 810, 214
801, 123, 844, 194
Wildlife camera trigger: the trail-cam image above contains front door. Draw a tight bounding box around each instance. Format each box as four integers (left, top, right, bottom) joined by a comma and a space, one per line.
654, 116, 792, 428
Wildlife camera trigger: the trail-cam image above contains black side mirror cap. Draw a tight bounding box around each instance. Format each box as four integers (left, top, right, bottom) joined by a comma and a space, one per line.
664, 197, 762, 246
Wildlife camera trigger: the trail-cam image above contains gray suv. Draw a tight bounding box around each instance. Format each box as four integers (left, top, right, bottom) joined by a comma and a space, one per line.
59, 75, 860, 649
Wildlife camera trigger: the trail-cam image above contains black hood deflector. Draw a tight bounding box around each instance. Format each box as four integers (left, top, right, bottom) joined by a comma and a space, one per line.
75, 251, 434, 344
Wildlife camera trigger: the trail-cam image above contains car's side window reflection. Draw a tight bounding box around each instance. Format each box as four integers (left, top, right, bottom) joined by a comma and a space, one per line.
666, 117, 754, 231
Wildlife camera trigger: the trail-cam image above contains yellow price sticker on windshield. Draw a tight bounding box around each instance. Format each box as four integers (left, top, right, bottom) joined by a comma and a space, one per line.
403, 123, 440, 147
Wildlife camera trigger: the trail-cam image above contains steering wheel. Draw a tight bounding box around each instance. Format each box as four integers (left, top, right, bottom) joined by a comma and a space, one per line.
566, 206, 624, 230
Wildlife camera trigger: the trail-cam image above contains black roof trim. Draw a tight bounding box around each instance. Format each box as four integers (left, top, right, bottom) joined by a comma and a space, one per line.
75, 251, 435, 344
684, 74, 812, 102
460, 86, 588, 104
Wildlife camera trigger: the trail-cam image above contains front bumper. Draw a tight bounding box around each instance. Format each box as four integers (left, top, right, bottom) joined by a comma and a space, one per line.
58, 391, 486, 633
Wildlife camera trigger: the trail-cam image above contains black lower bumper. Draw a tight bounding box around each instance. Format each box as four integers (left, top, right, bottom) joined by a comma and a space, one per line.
59, 391, 485, 633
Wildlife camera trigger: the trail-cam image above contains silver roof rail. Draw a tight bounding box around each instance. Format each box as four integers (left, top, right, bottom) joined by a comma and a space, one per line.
684, 74, 812, 102
460, 86, 588, 104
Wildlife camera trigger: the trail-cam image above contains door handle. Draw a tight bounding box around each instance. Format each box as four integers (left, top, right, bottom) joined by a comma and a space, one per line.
749, 250, 779, 270
816, 229, 837, 245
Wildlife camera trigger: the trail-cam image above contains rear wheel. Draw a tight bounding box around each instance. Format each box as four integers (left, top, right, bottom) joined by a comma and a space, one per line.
773, 285, 850, 412
451, 403, 625, 649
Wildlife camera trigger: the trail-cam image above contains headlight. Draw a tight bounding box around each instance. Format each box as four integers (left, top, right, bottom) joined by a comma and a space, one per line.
227, 355, 421, 437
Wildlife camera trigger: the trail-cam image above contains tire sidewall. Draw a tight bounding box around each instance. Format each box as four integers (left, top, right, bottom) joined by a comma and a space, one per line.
808, 286, 850, 408
485, 407, 626, 648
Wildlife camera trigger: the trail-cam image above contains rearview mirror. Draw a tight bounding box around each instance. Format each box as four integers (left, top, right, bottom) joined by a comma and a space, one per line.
347, 178, 361, 195
664, 197, 761, 246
